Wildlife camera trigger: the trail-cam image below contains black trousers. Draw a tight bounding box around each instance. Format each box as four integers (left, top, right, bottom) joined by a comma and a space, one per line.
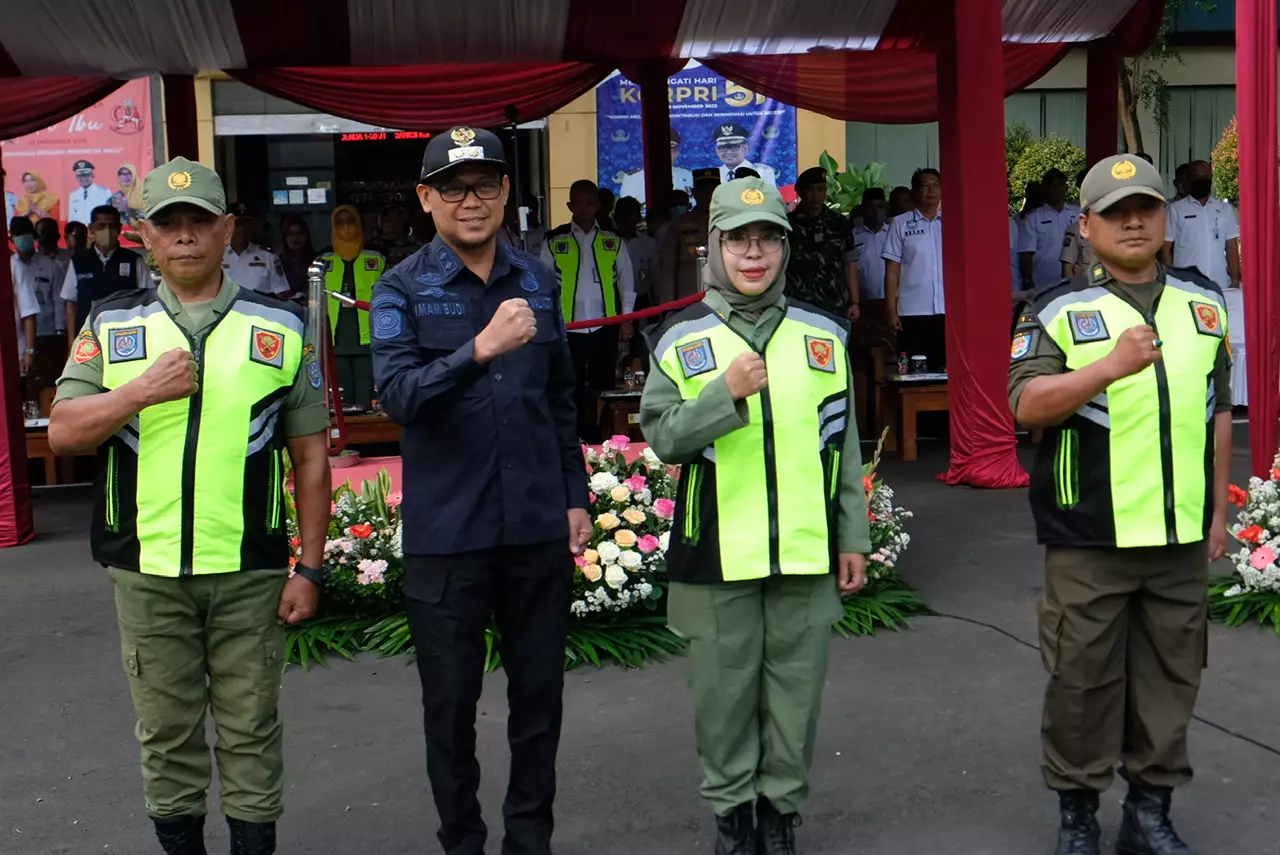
567, 328, 618, 443
404, 542, 573, 855
899, 313, 947, 373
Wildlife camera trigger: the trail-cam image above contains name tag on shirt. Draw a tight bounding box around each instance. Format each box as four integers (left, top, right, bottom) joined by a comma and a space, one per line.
119, 262, 131, 276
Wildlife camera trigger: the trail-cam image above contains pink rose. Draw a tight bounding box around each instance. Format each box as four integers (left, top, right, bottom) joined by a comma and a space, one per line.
588, 492, 597, 504
1250, 546, 1276, 570
386, 491, 403, 508
653, 498, 676, 519
574, 555, 587, 568
609, 434, 631, 450
624, 474, 648, 491
638, 534, 660, 554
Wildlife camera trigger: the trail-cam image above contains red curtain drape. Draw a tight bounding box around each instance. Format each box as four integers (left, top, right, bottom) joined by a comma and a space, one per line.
0, 76, 123, 139
704, 43, 1066, 124
231, 63, 613, 130
0, 146, 34, 547
1237, 0, 1280, 476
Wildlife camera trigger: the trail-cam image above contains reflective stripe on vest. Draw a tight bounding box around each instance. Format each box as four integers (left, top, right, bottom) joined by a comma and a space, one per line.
548, 232, 620, 321
324, 252, 384, 345
1031, 272, 1223, 548
654, 304, 849, 581
96, 296, 304, 576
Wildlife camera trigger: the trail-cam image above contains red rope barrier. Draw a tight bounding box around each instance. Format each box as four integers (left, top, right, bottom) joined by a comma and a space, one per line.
329, 291, 706, 329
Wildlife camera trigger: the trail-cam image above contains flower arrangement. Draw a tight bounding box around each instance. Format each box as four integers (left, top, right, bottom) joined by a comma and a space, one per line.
1217, 460, 1280, 633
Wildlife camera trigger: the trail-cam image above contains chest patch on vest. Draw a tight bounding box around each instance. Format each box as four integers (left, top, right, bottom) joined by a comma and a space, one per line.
553, 238, 572, 254
73, 330, 101, 363
805, 335, 836, 372
602, 237, 618, 252
1067, 310, 1109, 344
1190, 301, 1223, 337
364, 257, 380, 271
108, 327, 146, 363
1011, 330, 1035, 360
677, 338, 716, 378
251, 327, 285, 368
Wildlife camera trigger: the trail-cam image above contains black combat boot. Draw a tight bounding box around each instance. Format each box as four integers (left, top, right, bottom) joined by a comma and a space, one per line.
714, 802, 755, 855
755, 796, 802, 855
227, 817, 276, 855
1054, 790, 1100, 855
152, 815, 207, 855
1116, 784, 1195, 854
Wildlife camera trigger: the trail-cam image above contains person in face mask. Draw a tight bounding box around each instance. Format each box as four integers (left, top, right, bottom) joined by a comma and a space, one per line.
1161, 159, 1241, 292
8, 216, 47, 380
640, 177, 872, 855
59, 204, 147, 347
35, 216, 73, 280
851, 187, 895, 353
319, 204, 386, 410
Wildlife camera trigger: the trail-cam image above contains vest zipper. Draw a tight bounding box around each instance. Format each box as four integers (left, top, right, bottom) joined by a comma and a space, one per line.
1146, 311, 1178, 543
105, 445, 118, 532
175, 308, 231, 575
759, 378, 782, 575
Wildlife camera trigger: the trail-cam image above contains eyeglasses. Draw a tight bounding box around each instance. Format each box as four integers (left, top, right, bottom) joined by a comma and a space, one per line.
721, 232, 785, 255
433, 179, 503, 203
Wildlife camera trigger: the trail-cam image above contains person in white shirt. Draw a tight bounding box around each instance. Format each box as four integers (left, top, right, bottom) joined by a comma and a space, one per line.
35, 217, 73, 283
884, 168, 946, 370
1018, 168, 1081, 290
713, 123, 779, 187
223, 216, 291, 297
539, 179, 636, 441
1162, 159, 1241, 292
9, 244, 40, 378
854, 188, 891, 303
59, 205, 149, 346
66, 159, 115, 225
612, 195, 659, 311
10, 216, 66, 387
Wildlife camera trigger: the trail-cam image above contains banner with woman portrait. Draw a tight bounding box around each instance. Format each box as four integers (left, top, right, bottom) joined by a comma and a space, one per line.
3, 77, 154, 229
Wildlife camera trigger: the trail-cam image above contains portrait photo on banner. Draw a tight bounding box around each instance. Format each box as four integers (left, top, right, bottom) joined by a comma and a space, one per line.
596, 63, 798, 209
3, 78, 154, 230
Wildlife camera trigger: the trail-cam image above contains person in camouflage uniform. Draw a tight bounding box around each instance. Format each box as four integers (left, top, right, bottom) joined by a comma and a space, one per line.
784, 167, 860, 321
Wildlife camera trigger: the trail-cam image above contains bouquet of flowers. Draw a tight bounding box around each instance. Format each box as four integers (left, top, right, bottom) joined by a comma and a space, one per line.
574, 436, 678, 618
864, 470, 912, 581
285, 469, 405, 618
1214, 459, 1280, 633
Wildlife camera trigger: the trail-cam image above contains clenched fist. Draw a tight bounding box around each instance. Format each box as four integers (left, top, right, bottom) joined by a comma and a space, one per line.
475, 298, 536, 364
137, 348, 198, 405
1106, 325, 1162, 381
724, 352, 768, 401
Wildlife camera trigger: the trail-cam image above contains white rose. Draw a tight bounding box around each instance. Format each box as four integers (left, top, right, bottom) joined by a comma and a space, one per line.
642, 447, 663, 466
589, 472, 620, 493
597, 541, 622, 563
604, 564, 627, 589
659, 531, 670, 553
618, 550, 642, 569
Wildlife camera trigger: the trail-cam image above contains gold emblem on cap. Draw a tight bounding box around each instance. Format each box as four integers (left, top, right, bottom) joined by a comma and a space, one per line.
451, 127, 476, 146
1111, 160, 1137, 181
167, 171, 192, 191
741, 188, 766, 206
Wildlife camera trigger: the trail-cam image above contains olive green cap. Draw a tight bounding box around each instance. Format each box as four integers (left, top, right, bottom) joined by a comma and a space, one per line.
1079, 155, 1166, 214
141, 156, 227, 218
708, 177, 791, 233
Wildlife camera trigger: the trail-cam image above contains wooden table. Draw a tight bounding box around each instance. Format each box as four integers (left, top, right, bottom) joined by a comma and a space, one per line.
880, 376, 949, 461
598, 389, 644, 442
25, 426, 77, 485
341, 413, 402, 446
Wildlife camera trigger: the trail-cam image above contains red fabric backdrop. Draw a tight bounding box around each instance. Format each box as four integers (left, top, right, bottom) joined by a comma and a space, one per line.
231, 63, 612, 129
0, 76, 123, 139
1236, 0, 1280, 476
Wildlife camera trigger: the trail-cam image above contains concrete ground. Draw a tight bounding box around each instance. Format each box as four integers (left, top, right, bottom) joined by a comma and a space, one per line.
2, 432, 1277, 854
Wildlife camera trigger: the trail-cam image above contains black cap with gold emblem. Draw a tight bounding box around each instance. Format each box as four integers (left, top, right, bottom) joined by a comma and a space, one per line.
420, 126, 510, 184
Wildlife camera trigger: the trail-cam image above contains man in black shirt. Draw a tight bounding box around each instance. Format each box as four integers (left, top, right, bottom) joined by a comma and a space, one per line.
370, 127, 592, 855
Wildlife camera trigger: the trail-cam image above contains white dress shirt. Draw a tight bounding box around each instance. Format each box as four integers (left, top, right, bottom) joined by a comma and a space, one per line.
619, 167, 694, 206
624, 233, 659, 301
852, 224, 890, 300
883, 209, 945, 316
1018, 203, 1081, 289
539, 224, 636, 334
223, 243, 290, 296
1165, 196, 1239, 290
10, 258, 40, 359
67, 183, 114, 225
719, 161, 778, 187
60, 246, 150, 302
12, 252, 64, 336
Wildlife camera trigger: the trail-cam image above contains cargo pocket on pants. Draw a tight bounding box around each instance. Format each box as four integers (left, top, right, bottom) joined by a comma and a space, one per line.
119, 639, 160, 726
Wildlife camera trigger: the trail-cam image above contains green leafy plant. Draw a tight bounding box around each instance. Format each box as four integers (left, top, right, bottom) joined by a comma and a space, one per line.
1120, 0, 1217, 152
1005, 122, 1035, 180
1209, 577, 1280, 636
818, 151, 891, 215
1008, 136, 1086, 216
1211, 118, 1239, 205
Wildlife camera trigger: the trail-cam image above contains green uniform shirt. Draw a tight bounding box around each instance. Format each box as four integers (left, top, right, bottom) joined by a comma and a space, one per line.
55, 276, 329, 438
1008, 274, 1232, 416
640, 289, 872, 554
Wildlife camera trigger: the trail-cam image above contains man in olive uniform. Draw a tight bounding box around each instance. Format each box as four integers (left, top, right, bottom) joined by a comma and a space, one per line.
48, 158, 332, 855
785, 166, 860, 321
1008, 155, 1231, 855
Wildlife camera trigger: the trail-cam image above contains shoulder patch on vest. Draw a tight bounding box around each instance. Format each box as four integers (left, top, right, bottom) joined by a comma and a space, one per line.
250, 326, 285, 368
1190, 301, 1223, 338
364, 256, 380, 271
677, 337, 716, 378
1067, 310, 1110, 344
73, 330, 101, 363
805, 335, 835, 372
1011, 330, 1035, 360
108, 327, 146, 363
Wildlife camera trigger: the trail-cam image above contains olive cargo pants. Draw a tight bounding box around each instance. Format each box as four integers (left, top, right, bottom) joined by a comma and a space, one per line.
109, 567, 288, 822
668, 574, 845, 816
1038, 542, 1208, 792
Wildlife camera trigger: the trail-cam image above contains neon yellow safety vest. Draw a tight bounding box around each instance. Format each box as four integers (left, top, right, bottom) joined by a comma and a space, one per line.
91, 287, 306, 576
1021, 264, 1225, 548
648, 300, 850, 583
546, 227, 621, 321
323, 250, 386, 345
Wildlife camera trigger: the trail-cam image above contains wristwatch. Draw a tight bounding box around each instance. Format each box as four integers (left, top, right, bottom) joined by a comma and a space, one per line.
294, 563, 329, 587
